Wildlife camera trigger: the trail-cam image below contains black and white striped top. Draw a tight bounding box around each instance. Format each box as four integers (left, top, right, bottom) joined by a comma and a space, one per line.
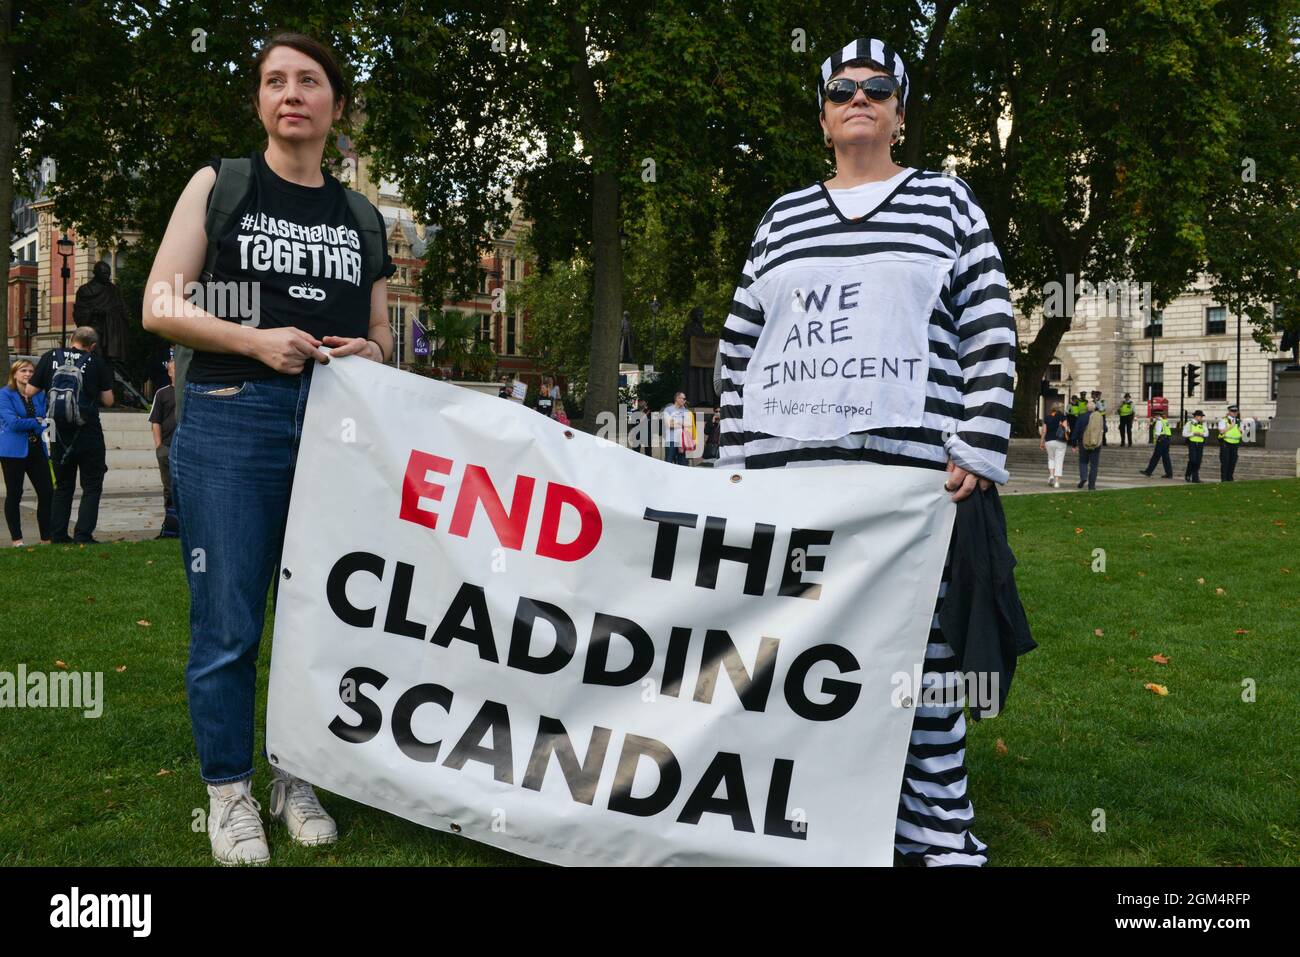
716, 169, 1016, 481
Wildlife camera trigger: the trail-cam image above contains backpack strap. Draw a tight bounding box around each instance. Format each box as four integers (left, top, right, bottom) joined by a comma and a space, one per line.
176, 158, 253, 421
344, 187, 385, 286
201, 158, 253, 282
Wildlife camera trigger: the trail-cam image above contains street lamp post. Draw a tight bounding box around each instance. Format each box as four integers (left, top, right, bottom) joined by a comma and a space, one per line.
56, 234, 75, 349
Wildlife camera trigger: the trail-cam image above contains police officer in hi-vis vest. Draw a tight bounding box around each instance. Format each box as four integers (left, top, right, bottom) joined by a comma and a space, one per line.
1218, 404, 1242, 481
1118, 393, 1135, 447
1182, 410, 1207, 483
1140, 410, 1174, 478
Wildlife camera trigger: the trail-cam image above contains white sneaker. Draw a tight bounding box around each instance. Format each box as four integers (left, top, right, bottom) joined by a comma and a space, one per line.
206, 779, 270, 866
268, 767, 338, 846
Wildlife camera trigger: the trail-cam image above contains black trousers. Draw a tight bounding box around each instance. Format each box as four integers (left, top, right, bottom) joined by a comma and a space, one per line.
1220, 443, 1239, 481
2, 444, 53, 541
50, 430, 108, 541
1145, 438, 1172, 477
1185, 442, 1204, 480
1119, 415, 1134, 446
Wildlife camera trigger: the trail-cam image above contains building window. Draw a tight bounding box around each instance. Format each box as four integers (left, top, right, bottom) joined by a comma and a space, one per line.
509, 258, 516, 281
506, 311, 520, 355
1142, 363, 1163, 399
1144, 308, 1163, 338
478, 312, 492, 344
1047, 362, 1062, 381
1205, 361, 1227, 400
1272, 360, 1292, 400
1205, 306, 1226, 335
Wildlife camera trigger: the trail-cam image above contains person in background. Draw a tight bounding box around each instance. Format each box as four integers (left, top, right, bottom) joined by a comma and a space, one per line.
1065, 393, 1082, 436
1182, 409, 1207, 483
1074, 400, 1103, 490
1117, 393, 1135, 447
703, 407, 721, 463
636, 398, 653, 457
1140, 409, 1174, 479
1091, 390, 1107, 445
497, 374, 512, 400
149, 353, 179, 538
0, 359, 53, 546
536, 375, 557, 418
1039, 401, 1069, 488
662, 392, 690, 466
31, 325, 116, 544
1218, 404, 1242, 481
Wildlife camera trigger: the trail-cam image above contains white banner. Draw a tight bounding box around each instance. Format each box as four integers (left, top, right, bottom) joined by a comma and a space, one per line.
266, 357, 956, 866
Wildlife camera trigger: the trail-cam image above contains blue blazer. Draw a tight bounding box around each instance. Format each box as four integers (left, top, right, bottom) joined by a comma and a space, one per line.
0, 387, 48, 459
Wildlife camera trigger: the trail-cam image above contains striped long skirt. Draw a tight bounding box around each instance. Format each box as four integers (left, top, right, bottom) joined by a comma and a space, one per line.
893, 552, 989, 866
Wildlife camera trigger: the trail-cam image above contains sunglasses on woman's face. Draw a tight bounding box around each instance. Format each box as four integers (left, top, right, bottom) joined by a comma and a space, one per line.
824, 75, 899, 104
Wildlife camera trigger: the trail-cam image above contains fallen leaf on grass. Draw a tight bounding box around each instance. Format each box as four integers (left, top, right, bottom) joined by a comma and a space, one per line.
1075, 527, 1084, 534
1137, 570, 1147, 577
1196, 577, 1206, 585
1150, 654, 1170, 664
1129, 629, 1138, 638
1234, 629, 1249, 635
995, 739, 1009, 755
136, 619, 151, 627
85, 596, 96, 603
1094, 628, 1104, 637
1274, 520, 1287, 527
1140, 532, 1155, 538
1144, 683, 1169, 696
115, 665, 126, 673
1215, 588, 1226, 596
1283, 568, 1292, 574
155, 769, 171, 777
146, 560, 154, 566
54, 660, 67, 670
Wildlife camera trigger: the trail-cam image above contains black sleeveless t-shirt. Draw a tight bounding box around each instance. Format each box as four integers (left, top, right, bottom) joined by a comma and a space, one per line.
187, 150, 394, 383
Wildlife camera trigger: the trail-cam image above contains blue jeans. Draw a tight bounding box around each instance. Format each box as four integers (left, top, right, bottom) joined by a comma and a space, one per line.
171, 370, 313, 783
665, 444, 687, 466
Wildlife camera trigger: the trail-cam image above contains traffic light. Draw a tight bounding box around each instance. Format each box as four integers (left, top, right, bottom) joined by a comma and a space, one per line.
1186, 363, 1200, 396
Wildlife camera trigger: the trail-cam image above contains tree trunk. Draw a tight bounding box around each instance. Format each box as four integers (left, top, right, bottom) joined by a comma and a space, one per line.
585, 169, 622, 430
1012, 268, 1076, 436
0, 0, 15, 378
566, 14, 622, 431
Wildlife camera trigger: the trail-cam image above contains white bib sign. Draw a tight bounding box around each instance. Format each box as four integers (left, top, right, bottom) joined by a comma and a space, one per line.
266, 357, 956, 866
744, 253, 948, 441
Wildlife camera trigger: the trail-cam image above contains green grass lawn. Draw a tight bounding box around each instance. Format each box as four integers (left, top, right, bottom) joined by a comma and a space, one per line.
2, 479, 1297, 866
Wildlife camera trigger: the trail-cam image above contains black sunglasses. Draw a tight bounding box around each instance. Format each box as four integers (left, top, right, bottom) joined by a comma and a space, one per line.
824, 75, 899, 104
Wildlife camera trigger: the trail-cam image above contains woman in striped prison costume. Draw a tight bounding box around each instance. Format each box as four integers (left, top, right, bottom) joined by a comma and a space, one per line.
716, 38, 1017, 866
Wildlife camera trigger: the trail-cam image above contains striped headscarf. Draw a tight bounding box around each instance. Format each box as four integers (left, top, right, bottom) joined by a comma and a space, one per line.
817, 38, 909, 110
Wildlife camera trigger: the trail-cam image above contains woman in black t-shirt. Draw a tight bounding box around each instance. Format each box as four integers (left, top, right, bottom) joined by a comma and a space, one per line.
143, 33, 395, 866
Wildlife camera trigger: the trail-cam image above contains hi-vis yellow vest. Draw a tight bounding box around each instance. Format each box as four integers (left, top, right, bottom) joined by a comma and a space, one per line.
1188, 422, 1207, 443
1154, 418, 1172, 438
1119, 402, 1134, 416
1223, 421, 1242, 444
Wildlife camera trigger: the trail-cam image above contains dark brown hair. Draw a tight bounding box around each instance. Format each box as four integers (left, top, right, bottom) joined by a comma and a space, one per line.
251, 32, 350, 110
